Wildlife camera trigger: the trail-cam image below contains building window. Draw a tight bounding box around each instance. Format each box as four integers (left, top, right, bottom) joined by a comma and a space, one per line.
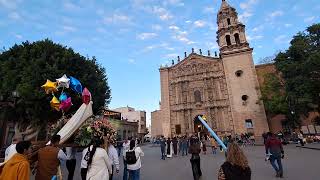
175, 125, 181, 135
235, 70, 243, 77
245, 119, 253, 128
227, 18, 231, 25
194, 90, 201, 103
234, 33, 240, 44
242, 95, 248, 101
226, 35, 231, 46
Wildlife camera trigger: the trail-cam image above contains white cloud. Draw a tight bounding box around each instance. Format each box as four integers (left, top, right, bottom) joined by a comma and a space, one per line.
63, 1, 81, 11
165, 53, 179, 59
172, 34, 195, 44
169, 25, 180, 31
128, 59, 136, 64
163, 0, 184, 6
247, 35, 263, 41
252, 25, 263, 32
137, 32, 158, 40
143, 42, 174, 52
63, 25, 76, 32
239, 11, 253, 23
240, 0, 258, 10
205, 42, 219, 50
274, 35, 289, 44
0, 0, 19, 9
152, 24, 162, 31
194, 20, 206, 28
15, 34, 22, 39
96, 27, 107, 33
152, 6, 173, 21
8, 12, 20, 20
203, 7, 215, 14
185, 20, 192, 24
104, 14, 131, 24
304, 16, 316, 23
257, 45, 263, 48
270, 10, 284, 18
284, 23, 292, 27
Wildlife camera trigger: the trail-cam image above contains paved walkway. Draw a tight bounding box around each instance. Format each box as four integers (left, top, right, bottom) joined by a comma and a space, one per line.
32, 143, 320, 180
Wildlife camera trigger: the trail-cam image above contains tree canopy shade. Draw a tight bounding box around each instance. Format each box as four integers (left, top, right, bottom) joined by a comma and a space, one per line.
274, 23, 320, 126
0, 39, 111, 130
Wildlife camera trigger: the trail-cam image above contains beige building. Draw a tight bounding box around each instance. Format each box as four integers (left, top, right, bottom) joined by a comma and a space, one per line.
151, 0, 269, 139
113, 106, 147, 137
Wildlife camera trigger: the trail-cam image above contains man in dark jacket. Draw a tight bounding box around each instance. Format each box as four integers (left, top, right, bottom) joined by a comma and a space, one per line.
265, 132, 284, 178
159, 136, 166, 160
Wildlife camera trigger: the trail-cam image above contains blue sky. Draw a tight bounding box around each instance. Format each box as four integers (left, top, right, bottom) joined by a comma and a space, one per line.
0, 0, 319, 126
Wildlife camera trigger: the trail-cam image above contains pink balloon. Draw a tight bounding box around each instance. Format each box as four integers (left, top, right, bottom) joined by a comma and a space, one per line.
59, 97, 72, 112
82, 87, 91, 105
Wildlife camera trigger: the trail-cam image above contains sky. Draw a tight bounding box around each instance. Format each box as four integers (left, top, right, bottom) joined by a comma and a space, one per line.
0, 0, 319, 126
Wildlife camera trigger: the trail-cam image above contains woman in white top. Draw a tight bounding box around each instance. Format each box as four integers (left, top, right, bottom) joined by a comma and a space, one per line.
124, 140, 144, 180
85, 138, 113, 180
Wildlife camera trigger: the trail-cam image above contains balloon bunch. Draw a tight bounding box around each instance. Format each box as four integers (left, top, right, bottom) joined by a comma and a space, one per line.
41, 74, 91, 112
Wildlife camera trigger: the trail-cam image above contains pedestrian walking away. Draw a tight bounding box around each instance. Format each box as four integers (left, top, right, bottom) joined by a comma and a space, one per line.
265, 132, 285, 178
107, 142, 120, 180
124, 140, 144, 180
189, 135, 202, 180
218, 142, 251, 180
159, 136, 166, 160
66, 147, 77, 180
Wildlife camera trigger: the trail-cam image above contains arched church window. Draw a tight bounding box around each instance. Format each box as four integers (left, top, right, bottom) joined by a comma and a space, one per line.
234, 33, 240, 44
227, 18, 231, 25
194, 90, 201, 103
226, 35, 231, 46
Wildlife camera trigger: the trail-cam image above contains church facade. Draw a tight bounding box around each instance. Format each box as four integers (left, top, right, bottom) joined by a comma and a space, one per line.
151, 0, 269, 139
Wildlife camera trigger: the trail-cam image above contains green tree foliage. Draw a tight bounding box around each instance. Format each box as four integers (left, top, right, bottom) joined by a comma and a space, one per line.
260, 73, 288, 116
274, 23, 320, 126
0, 39, 111, 129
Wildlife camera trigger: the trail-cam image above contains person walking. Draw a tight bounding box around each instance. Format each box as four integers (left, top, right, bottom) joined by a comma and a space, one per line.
0, 141, 32, 180
218, 142, 251, 180
298, 131, 304, 146
265, 133, 284, 178
159, 136, 166, 160
66, 147, 77, 180
172, 137, 178, 156
178, 137, 183, 155
210, 137, 217, 155
124, 140, 144, 180
35, 134, 68, 180
80, 144, 91, 180
202, 138, 207, 155
189, 135, 202, 180
122, 137, 131, 180
107, 142, 120, 180
166, 138, 173, 158
116, 138, 123, 157
86, 138, 112, 180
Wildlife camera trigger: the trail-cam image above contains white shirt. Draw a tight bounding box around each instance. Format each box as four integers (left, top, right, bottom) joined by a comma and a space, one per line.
107, 145, 120, 172
66, 147, 76, 160
86, 147, 112, 180
4, 144, 17, 162
122, 141, 130, 156
124, 147, 144, 171
58, 149, 68, 161
81, 146, 90, 168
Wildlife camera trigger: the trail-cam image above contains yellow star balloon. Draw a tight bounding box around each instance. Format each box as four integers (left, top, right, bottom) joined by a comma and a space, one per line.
50, 96, 60, 111
41, 79, 58, 94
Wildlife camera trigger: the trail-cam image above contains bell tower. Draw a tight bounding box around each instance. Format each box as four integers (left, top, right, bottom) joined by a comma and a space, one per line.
217, 0, 269, 139
217, 0, 250, 54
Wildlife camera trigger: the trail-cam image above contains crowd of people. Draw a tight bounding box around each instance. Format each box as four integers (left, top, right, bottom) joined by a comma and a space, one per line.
0, 135, 144, 180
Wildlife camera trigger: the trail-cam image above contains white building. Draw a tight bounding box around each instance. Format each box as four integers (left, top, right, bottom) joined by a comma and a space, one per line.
113, 106, 147, 138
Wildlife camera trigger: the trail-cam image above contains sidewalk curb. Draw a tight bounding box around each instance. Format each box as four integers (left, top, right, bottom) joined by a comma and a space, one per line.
296, 146, 320, 151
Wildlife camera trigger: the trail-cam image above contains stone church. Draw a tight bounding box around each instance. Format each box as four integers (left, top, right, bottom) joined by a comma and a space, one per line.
151, 0, 269, 138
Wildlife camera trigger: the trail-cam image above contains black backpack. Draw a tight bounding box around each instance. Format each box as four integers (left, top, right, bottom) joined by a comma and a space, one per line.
126, 148, 137, 165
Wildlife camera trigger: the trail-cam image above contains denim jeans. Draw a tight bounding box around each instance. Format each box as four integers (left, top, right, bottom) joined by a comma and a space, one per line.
161, 146, 166, 159
123, 159, 128, 180
212, 147, 216, 154
128, 169, 140, 180
182, 145, 188, 156
269, 155, 283, 174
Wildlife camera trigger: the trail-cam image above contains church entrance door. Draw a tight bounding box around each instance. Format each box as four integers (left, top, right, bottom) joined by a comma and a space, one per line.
194, 115, 209, 138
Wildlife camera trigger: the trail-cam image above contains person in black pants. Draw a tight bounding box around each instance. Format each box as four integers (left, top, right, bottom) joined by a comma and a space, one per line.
66, 147, 77, 180
189, 135, 202, 180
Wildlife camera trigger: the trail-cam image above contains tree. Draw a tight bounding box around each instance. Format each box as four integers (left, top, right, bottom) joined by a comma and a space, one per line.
274, 23, 320, 127
0, 39, 111, 139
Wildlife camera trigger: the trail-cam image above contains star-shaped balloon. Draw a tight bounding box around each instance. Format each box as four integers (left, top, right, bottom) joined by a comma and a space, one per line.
82, 87, 91, 105
41, 79, 58, 94
59, 97, 72, 112
59, 92, 68, 102
56, 74, 70, 89
50, 96, 60, 111
69, 76, 83, 94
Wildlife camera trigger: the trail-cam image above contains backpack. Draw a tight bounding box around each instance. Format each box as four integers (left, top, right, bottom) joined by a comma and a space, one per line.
126, 148, 137, 165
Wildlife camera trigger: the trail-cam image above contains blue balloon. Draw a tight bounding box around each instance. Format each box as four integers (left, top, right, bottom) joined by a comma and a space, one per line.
59, 92, 68, 102
51, 175, 57, 180
69, 76, 83, 94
